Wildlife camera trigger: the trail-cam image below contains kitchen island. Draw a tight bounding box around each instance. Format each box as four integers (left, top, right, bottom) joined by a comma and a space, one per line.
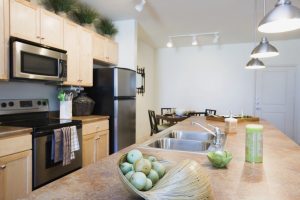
25, 117, 300, 200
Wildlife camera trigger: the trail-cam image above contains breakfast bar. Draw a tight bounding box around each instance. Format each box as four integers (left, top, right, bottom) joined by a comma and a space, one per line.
26, 117, 300, 200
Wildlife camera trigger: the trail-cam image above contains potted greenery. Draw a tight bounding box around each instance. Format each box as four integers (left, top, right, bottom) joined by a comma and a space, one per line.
42, 0, 76, 17
72, 3, 98, 28
95, 18, 118, 38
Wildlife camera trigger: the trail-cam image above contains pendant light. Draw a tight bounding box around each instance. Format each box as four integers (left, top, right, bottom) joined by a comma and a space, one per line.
251, 0, 279, 58
246, 58, 266, 69
246, 0, 266, 69
251, 37, 279, 58
258, 0, 300, 33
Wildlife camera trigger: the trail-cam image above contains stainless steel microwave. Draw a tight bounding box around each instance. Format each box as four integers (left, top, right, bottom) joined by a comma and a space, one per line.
10, 38, 67, 82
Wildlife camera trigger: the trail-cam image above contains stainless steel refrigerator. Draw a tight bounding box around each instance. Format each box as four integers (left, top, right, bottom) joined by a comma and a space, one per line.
86, 67, 136, 154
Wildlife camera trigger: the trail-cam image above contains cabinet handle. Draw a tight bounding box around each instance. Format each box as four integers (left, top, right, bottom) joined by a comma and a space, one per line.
36, 36, 40, 39
1, 165, 6, 169
41, 37, 45, 40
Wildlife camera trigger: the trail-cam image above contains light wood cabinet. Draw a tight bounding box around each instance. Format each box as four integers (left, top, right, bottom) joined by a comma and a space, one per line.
78, 27, 93, 86
0, 150, 32, 200
63, 20, 93, 87
92, 33, 118, 65
82, 120, 109, 167
10, 0, 63, 49
10, 0, 40, 43
0, 0, 8, 80
40, 9, 63, 49
63, 20, 79, 85
106, 39, 118, 64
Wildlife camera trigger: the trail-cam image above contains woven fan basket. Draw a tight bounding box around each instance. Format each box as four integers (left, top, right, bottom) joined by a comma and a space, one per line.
118, 154, 214, 200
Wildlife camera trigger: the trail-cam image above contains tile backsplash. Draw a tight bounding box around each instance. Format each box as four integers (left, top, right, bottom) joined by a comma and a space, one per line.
0, 81, 59, 111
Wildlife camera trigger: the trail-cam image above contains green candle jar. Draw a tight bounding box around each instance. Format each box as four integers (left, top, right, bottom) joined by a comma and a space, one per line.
245, 124, 263, 163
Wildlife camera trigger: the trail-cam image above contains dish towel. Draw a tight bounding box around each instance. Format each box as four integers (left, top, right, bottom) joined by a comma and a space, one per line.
70, 126, 80, 160
52, 129, 63, 163
62, 127, 72, 166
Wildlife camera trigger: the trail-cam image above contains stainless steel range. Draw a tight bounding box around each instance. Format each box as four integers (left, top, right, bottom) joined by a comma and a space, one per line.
0, 99, 82, 190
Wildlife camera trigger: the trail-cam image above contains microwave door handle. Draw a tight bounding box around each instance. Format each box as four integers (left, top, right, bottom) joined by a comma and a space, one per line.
58, 60, 63, 78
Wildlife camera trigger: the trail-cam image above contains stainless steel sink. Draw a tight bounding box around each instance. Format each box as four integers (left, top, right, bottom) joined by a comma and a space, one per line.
147, 138, 211, 152
164, 131, 214, 142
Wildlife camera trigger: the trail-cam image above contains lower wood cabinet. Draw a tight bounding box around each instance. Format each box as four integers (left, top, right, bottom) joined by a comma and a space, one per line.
82, 130, 109, 166
0, 150, 32, 200
82, 119, 109, 167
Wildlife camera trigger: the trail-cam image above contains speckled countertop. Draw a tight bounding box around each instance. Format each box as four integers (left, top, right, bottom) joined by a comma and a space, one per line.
0, 126, 32, 138
26, 117, 300, 200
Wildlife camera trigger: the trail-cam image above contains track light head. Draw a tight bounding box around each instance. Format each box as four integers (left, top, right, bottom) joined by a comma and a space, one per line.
135, 0, 146, 12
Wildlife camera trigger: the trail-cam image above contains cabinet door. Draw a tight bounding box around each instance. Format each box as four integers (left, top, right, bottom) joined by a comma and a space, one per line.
0, 150, 32, 200
82, 133, 96, 167
40, 9, 63, 49
63, 20, 79, 85
0, 0, 6, 80
95, 131, 109, 162
92, 34, 107, 62
78, 28, 93, 87
10, 0, 40, 43
107, 40, 118, 65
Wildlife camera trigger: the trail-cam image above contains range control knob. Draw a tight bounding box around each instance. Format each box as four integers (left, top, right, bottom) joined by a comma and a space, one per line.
42, 101, 47, 106
8, 102, 14, 107
37, 101, 42, 106
1, 103, 7, 108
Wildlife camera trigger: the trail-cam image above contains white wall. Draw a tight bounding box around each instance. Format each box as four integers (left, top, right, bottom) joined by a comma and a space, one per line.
136, 39, 156, 143
114, 20, 138, 70
155, 39, 300, 143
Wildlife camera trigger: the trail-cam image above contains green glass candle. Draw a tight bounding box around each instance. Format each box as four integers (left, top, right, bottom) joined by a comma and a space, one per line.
245, 124, 263, 163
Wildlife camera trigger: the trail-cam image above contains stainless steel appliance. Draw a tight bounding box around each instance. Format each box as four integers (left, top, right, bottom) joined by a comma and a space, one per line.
0, 99, 82, 190
86, 67, 136, 154
10, 37, 67, 82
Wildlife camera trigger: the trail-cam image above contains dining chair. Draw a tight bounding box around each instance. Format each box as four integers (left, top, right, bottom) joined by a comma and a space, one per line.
188, 112, 206, 117
148, 110, 170, 136
161, 108, 175, 124
205, 109, 217, 116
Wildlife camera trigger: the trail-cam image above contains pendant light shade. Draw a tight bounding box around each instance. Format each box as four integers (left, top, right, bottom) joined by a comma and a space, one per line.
258, 0, 300, 33
250, 37, 279, 58
245, 58, 266, 69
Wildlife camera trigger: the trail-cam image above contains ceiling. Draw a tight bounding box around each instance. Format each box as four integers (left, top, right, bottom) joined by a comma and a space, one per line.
84, 0, 300, 48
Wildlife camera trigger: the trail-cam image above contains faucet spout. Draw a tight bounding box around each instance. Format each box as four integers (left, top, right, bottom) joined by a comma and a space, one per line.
191, 122, 216, 136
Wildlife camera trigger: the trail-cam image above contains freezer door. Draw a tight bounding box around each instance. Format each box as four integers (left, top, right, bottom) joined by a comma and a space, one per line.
114, 99, 136, 152
114, 68, 136, 97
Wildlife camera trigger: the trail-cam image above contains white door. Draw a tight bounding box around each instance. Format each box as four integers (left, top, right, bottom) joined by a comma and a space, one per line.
255, 67, 296, 140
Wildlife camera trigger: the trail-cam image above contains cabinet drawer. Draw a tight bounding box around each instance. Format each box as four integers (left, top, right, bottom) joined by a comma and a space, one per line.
0, 134, 32, 157
82, 120, 109, 135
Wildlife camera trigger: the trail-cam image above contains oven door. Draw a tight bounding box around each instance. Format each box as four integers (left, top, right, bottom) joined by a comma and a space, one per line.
12, 41, 67, 82
32, 127, 82, 190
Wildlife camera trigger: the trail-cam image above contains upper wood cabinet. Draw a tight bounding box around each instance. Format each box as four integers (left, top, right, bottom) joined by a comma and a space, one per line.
40, 9, 63, 49
0, 0, 8, 80
63, 20, 93, 87
10, 0, 40, 43
78, 27, 93, 86
10, 0, 63, 49
63, 20, 79, 85
92, 33, 118, 65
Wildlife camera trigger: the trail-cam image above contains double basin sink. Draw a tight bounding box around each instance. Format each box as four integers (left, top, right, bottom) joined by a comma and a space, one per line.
143, 130, 225, 154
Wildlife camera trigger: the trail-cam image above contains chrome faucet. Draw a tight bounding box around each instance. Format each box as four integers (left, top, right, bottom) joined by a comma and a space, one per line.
191, 122, 225, 148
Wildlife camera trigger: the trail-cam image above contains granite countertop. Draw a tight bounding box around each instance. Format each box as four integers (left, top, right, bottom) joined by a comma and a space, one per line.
0, 126, 32, 138
26, 117, 300, 200
70, 115, 110, 124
